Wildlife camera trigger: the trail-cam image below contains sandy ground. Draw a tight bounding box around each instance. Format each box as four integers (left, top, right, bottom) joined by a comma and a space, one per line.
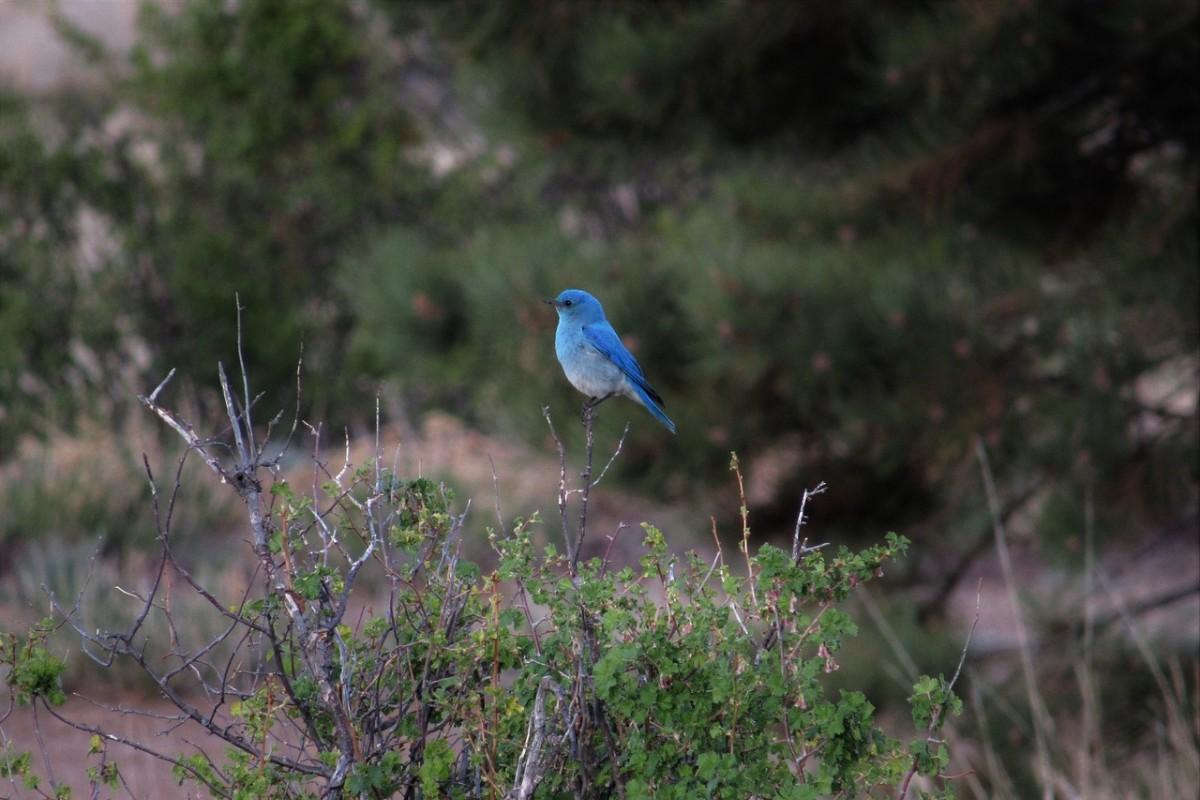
1, 693, 214, 799
0, 1, 141, 94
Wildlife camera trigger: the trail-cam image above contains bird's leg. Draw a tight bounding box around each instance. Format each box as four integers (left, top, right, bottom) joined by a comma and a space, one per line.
584, 393, 614, 410
581, 393, 613, 423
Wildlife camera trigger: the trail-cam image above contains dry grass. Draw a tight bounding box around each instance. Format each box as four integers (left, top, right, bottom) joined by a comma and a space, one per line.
863, 446, 1200, 799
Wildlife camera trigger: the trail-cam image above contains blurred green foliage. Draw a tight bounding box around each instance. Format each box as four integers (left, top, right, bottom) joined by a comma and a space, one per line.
118, 0, 428, 413
0, 0, 1196, 563
360, 0, 1198, 547
1, 0, 427, 447
0, 89, 122, 451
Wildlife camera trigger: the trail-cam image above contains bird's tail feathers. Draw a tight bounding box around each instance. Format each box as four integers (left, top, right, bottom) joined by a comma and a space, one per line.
630, 382, 677, 434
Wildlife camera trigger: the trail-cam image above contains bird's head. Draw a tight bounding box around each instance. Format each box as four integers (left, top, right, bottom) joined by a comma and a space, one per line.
546, 289, 605, 323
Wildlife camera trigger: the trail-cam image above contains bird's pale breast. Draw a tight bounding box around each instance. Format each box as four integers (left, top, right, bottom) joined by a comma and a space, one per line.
557, 332, 625, 399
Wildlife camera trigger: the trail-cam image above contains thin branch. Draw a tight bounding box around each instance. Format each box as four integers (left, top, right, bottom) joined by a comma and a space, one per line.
138, 385, 231, 484
730, 454, 757, 607
589, 422, 630, 489
791, 481, 828, 563
234, 293, 256, 461
148, 367, 176, 403
897, 579, 982, 799
573, 404, 598, 576
601, 522, 630, 577
488, 454, 504, 531
41, 700, 236, 800
543, 407, 573, 568
267, 346, 304, 467
31, 702, 58, 796
218, 361, 249, 467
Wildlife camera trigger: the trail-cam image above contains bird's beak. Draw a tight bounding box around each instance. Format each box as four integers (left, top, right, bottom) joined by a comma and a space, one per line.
544, 298, 557, 307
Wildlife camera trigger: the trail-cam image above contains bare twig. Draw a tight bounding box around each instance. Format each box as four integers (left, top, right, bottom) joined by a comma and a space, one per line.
701, 517, 723, 585
266, 347, 304, 467
543, 407, 573, 569
41, 700, 237, 800
148, 367, 176, 403
234, 294, 255, 462
138, 388, 231, 484
589, 422, 630, 489
791, 481, 828, 563
488, 454, 505, 531
601, 522, 630, 576
574, 404, 598, 575
138, 359, 362, 795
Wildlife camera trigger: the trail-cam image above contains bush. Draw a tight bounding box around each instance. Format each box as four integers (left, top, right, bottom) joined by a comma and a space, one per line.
1, 363, 964, 798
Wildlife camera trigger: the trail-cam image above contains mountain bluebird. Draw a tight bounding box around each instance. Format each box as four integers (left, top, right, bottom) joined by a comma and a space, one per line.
547, 289, 676, 433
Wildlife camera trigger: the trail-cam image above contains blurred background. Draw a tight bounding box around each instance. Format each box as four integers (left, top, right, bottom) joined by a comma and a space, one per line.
0, 1, 1196, 797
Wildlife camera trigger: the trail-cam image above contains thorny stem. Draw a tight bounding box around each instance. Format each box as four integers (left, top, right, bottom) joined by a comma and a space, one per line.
543, 406, 573, 570
575, 403, 597, 576
730, 454, 757, 608
791, 481, 828, 563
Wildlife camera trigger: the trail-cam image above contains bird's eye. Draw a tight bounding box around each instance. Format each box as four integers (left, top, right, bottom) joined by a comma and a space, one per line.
563, 299, 572, 307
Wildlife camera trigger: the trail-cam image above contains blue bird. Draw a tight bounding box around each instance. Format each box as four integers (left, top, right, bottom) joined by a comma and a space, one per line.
547, 289, 676, 434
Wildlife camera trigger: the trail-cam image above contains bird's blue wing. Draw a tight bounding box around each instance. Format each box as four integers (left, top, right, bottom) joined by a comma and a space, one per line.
583, 322, 674, 435
582, 321, 646, 383
578, 321, 667, 402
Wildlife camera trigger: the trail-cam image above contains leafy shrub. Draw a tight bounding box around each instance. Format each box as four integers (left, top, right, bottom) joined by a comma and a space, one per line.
1, 366, 963, 798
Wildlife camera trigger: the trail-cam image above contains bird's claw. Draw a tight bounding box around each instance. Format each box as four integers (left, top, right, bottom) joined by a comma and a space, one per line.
581, 393, 612, 422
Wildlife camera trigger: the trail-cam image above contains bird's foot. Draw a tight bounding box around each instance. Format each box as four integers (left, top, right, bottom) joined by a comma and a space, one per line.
581, 393, 613, 422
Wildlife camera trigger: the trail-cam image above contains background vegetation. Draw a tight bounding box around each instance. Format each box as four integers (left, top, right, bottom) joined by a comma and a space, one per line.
1, 0, 1196, 797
